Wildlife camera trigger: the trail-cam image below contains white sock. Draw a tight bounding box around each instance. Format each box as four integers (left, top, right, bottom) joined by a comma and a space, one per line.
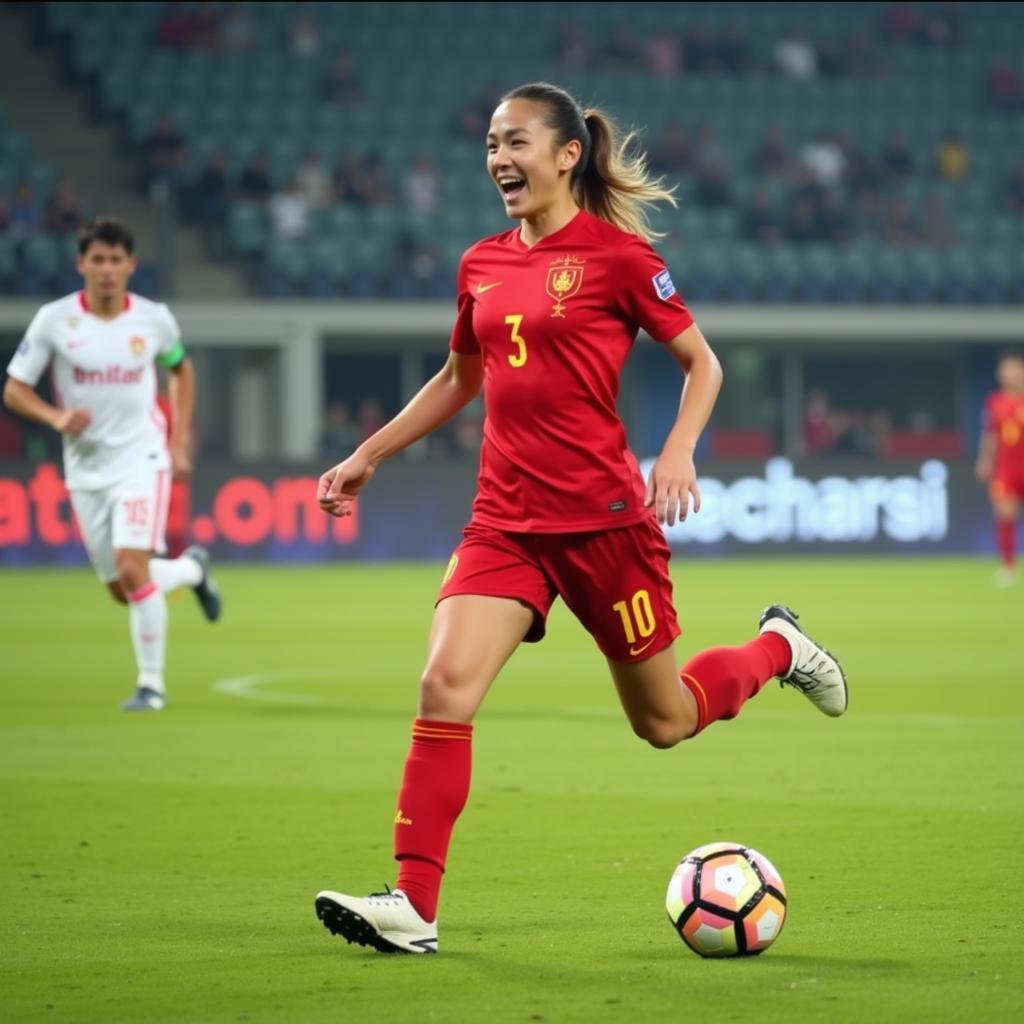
149, 554, 202, 594
128, 582, 168, 694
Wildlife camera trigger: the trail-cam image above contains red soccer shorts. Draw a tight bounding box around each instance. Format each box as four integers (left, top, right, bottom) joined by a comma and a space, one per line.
991, 470, 1024, 503
437, 518, 681, 663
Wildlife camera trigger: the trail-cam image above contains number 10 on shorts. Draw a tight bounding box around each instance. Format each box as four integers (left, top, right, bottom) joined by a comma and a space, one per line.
123, 498, 150, 527
612, 589, 656, 644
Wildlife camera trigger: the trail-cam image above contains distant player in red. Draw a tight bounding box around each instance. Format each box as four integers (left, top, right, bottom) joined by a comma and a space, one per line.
313, 83, 847, 954
976, 352, 1024, 585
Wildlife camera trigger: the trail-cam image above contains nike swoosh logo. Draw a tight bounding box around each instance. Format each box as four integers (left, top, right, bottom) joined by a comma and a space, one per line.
629, 639, 656, 657
476, 282, 503, 294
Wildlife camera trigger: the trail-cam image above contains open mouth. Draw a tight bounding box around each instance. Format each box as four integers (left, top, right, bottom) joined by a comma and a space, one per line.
497, 176, 526, 202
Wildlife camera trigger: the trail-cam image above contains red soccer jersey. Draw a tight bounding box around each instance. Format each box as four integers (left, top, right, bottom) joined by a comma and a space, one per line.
449, 209, 694, 533
985, 390, 1024, 475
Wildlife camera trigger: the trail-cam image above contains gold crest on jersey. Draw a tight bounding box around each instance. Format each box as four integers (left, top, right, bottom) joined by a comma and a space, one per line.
129, 336, 146, 356
546, 256, 585, 318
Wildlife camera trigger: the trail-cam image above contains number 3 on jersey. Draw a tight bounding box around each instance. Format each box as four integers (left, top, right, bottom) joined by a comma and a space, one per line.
504, 314, 527, 368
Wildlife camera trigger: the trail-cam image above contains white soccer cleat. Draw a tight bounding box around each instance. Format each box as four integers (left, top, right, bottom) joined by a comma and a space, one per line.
314, 887, 438, 954
120, 686, 166, 712
759, 605, 848, 718
995, 566, 1018, 588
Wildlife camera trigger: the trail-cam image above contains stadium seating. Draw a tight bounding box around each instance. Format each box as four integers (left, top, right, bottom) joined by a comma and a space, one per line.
13, 2, 1024, 302
0, 105, 82, 295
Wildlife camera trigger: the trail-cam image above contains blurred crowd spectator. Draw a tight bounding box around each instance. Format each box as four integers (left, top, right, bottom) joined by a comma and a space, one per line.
1004, 158, 1024, 216
0, 173, 91, 292
454, 84, 502, 139
774, 28, 818, 81
986, 55, 1023, 113
803, 390, 894, 458
44, 178, 84, 235
320, 400, 360, 455
268, 178, 310, 241
547, 18, 882, 81
935, 130, 970, 182
402, 156, 440, 214
881, 3, 964, 47
7, 180, 43, 242
651, 112, 973, 251
320, 47, 362, 106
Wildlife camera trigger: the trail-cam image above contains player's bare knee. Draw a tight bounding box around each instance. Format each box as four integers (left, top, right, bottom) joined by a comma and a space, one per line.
418, 664, 476, 720
115, 554, 149, 595
635, 717, 689, 750
106, 581, 128, 605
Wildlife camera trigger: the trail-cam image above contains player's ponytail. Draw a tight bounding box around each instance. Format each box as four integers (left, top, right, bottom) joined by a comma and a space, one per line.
578, 109, 676, 241
502, 82, 677, 242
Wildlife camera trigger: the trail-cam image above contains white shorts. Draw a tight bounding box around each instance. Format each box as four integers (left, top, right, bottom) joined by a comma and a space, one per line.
70, 468, 171, 583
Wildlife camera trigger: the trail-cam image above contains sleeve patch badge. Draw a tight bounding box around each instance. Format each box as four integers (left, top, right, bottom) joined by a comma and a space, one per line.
16, 338, 29, 356
653, 268, 676, 301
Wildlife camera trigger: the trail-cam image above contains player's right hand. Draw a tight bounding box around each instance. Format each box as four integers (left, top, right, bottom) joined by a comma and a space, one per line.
318, 450, 376, 517
53, 407, 92, 436
975, 458, 993, 482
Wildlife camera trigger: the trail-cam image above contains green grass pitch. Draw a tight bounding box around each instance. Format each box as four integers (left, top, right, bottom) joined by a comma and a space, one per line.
2, 557, 1022, 1023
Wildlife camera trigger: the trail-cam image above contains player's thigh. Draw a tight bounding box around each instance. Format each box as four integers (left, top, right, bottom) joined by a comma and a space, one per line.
607, 645, 698, 746
992, 496, 1019, 519
546, 519, 681, 664
69, 487, 118, 584
438, 522, 556, 643
420, 594, 536, 722
110, 468, 172, 557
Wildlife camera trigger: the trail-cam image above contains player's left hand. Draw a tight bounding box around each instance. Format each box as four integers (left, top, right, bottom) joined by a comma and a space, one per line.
644, 451, 701, 526
170, 441, 192, 482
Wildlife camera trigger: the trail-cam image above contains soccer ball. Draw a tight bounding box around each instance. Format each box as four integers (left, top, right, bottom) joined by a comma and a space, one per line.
665, 841, 788, 958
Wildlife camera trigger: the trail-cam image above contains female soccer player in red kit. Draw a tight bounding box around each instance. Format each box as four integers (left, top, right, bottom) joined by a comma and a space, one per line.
976, 352, 1024, 586
314, 83, 847, 954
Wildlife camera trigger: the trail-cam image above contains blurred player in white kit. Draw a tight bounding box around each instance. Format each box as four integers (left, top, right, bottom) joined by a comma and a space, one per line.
3, 217, 221, 711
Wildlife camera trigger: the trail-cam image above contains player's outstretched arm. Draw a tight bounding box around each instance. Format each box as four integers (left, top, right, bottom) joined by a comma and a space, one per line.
3, 376, 92, 435
644, 323, 723, 526
318, 351, 483, 517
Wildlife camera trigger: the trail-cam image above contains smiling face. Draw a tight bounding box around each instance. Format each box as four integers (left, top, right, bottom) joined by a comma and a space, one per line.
486, 98, 582, 222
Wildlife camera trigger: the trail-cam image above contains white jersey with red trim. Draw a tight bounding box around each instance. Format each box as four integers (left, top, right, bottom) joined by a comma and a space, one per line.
6, 291, 182, 490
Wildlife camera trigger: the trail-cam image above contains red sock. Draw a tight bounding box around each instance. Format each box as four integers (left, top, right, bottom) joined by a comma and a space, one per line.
997, 519, 1017, 568
680, 634, 791, 735
393, 718, 473, 922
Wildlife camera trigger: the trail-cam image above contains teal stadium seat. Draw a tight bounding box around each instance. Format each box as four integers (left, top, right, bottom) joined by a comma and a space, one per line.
228, 203, 269, 257
22, 234, 63, 287
264, 240, 310, 296
0, 234, 16, 288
